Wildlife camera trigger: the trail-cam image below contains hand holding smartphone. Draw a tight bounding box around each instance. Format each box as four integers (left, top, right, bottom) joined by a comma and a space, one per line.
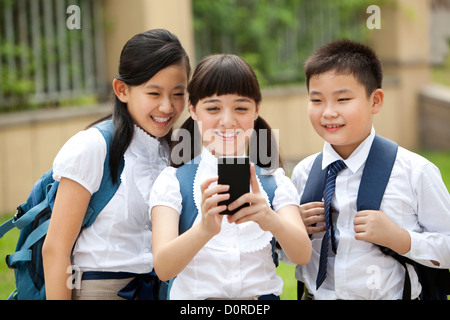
217, 156, 250, 215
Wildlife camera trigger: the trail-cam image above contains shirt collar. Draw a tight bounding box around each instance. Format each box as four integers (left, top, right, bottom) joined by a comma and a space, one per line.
322, 127, 376, 174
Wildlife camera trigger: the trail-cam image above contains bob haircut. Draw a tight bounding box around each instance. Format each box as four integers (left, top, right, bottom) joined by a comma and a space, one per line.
187, 54, 262, 107
171, 54, 283, 170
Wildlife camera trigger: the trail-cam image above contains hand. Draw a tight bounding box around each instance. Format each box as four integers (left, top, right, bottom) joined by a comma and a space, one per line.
299, 202, 325, 235
354, 210, 410, 254
199, 176, 228, 237
227, 164, 279, 232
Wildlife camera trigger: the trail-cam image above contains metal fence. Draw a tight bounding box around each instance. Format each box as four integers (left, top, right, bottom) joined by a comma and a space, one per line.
0, 0, 106, 110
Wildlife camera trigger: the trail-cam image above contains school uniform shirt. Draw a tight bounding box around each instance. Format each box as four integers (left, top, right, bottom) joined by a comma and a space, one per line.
149, 147, 300, 299
52, 124, 169, 274
291, 127, 450, 300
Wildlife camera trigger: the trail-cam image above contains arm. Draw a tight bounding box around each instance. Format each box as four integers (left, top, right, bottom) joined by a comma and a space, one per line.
152, 176, 229, 281
42, 178, 91, 300
354, 160, 450, 267
227, 165, 312, 265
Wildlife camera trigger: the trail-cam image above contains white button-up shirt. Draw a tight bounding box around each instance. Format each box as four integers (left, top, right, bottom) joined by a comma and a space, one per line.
53, 124, 168, 274
150, 148, 300, 299
291, 128, 450, 299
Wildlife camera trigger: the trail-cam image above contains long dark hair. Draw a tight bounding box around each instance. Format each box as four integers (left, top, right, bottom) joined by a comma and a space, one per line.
90, 29, 190, 183
170, 54, 283, 170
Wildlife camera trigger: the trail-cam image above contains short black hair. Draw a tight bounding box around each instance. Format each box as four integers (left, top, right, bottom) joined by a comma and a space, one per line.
188, 54, 261, 107
304, 39, 383, 97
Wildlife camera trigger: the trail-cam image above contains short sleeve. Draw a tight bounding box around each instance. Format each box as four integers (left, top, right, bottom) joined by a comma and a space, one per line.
52, 127, 107, 195
271, 168, 300, 212
149, 166, 183, 218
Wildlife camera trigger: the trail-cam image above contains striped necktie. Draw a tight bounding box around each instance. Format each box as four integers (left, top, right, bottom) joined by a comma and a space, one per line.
316, 159, 347, 290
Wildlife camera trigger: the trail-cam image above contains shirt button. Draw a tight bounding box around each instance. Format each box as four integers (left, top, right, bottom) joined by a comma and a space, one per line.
144, 248, 149, 253
144, 224, 149, 230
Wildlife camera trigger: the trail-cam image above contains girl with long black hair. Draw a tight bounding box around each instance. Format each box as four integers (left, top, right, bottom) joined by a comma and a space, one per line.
42, 29, 190, 300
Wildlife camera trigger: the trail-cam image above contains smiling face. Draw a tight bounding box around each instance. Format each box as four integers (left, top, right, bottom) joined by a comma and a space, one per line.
113, 65, 188, 137
308, 70, 383, 159
190, 94, 259, 157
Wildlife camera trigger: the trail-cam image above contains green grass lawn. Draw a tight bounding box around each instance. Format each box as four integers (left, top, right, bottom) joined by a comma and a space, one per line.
0, 150, 449, 300
0, 214, 18, 299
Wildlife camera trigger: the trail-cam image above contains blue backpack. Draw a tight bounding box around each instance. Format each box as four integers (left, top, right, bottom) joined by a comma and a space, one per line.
0, 120, 124, 300
158, 156, 278, 299
298, 135, 450, 300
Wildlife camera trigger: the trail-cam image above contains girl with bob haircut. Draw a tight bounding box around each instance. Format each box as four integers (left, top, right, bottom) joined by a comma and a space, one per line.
150, 54, 311, 300
43, 29, 190, 300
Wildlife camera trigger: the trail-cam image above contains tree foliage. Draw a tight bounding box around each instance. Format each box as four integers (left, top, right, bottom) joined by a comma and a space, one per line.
193, 0, 374, 86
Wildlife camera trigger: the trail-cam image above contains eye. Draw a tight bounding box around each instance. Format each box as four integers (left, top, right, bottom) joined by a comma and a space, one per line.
310, 99, 322, 103
147, 92, 160, 96
337, 98, 351, 102
235, 106, 249, 112
206, 106, 220, 112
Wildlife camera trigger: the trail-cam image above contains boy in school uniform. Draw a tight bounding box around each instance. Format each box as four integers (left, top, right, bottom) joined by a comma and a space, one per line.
291, 39, 450, 300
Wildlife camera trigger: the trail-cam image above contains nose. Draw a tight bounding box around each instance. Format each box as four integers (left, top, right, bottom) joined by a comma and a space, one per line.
219, 109, 236, 128
322, 102, 339, 119
159, 96, 173, 114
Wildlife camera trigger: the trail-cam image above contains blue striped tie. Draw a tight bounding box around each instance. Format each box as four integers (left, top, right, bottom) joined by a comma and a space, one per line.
316, 159, 347, 290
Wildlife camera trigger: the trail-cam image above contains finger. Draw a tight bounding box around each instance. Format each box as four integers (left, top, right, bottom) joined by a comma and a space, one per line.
354, 224, 366, 234
200, 176, 219, 194
307, 225, 326, 234
249, 164, 260, 194
232, 213, 256, 225
300, 202, 325, 210
202, 184, 229, 200
355, 210, 371, 218
203, 193, 230, 210
228, 192, 261, 211
207, 204, 228, 216
353, 217, 365, 226
229, 205, 261, 225
228, 202, 262, 223
304, 213, 325, 226
300, 206, 325, 219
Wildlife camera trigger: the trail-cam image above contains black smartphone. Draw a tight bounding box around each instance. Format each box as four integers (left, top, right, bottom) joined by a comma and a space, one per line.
217, 156, 250, 215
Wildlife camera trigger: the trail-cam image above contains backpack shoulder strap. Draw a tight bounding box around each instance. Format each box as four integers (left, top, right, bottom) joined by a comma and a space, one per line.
82, 119, 125, 228
300, 152, 326, 205
176, 156, 201, 235
356, 135, 398, 211
254, 165, 277, 208
254, 165, 279, 266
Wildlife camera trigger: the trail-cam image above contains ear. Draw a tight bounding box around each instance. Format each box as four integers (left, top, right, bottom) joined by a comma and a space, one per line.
371, 89, 384, 115
113, 78, 129, 103
189, 102, 198, 121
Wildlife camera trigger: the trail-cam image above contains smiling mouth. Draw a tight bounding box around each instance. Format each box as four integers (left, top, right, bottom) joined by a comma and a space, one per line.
323, 124, 344, 129
215, 130, 239, 140
151, 115, 172, 124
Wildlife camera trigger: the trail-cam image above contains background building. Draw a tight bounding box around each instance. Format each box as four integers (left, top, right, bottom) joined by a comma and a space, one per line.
0, 0, 449, 214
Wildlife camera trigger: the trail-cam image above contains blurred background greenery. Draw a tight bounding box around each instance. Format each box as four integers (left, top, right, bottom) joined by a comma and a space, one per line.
0, 0, 449, 300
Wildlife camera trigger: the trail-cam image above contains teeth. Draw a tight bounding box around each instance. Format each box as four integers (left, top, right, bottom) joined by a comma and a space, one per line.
152, 116, 171, 123
325, 124, 342, 128
216, 131, 238, 138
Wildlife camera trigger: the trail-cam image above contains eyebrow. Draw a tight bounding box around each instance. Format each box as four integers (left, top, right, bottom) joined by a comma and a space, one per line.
309, 89, 354, 95
202, 97, 253, 103
144, 84, 186, 90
